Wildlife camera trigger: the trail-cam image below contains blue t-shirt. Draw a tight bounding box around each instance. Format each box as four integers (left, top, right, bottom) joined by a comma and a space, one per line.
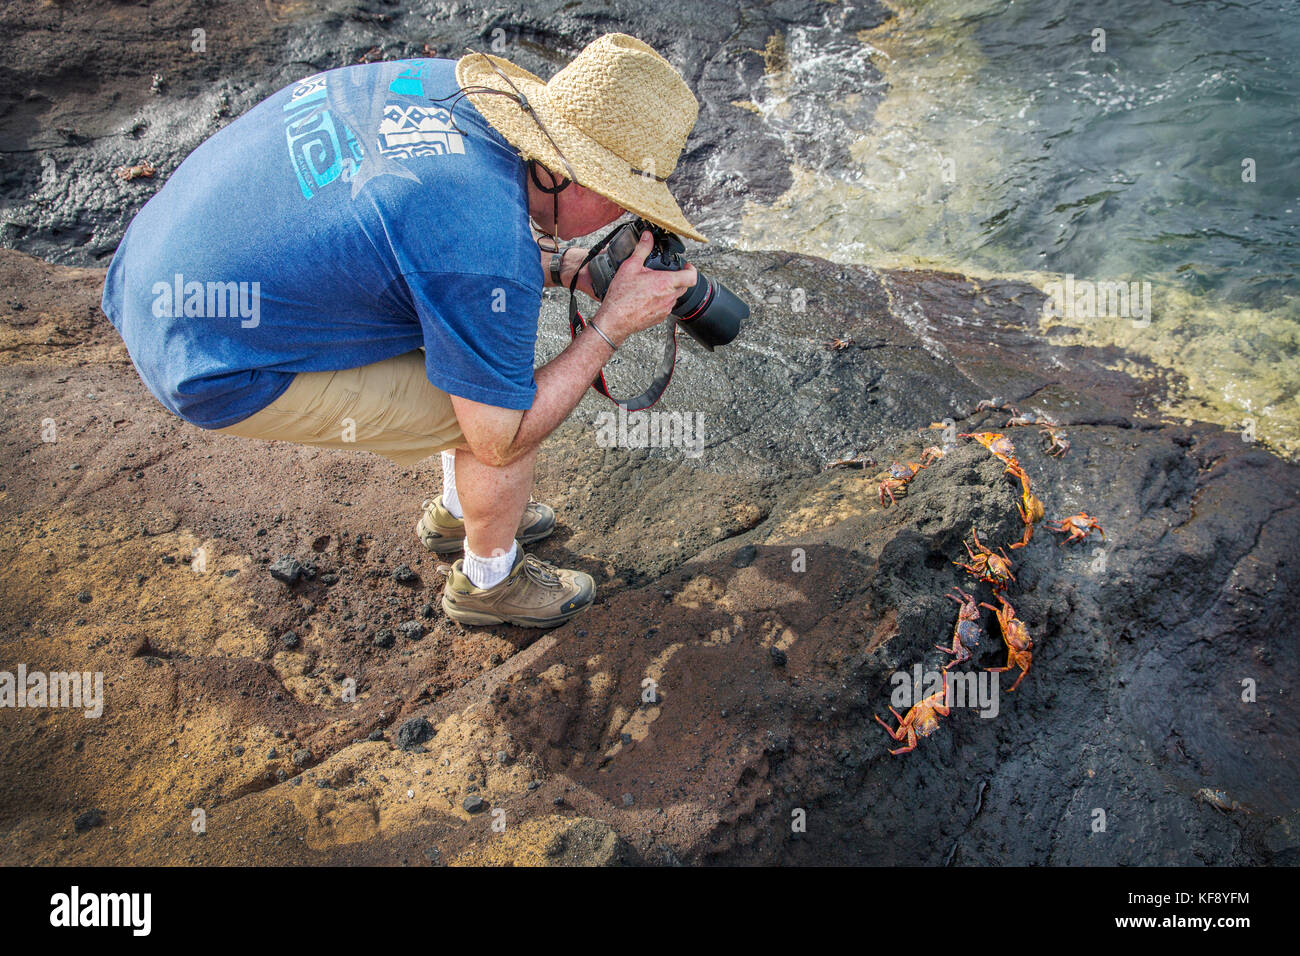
101, 59, 543, 428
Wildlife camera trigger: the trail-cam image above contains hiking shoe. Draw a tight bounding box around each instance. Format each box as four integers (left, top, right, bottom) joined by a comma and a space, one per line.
416, 496, 555, 556
441, 546, 595, 628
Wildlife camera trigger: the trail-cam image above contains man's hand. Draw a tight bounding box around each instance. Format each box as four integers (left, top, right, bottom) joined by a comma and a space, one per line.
453, 233, 696, 469
593, 231, 698, 345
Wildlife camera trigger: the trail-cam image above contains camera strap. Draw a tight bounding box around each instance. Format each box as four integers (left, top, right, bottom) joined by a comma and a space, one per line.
565, 238, 678, 412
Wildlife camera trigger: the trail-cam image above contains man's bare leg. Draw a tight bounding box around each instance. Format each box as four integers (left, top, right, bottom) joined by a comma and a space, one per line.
440, 442, 593, 625
452, 444, 538, 560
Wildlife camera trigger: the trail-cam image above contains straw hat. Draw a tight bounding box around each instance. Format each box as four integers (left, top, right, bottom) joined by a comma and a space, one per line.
455, 33, 707, 242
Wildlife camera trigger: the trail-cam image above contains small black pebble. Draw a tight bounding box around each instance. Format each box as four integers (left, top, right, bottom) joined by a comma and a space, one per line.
74, 809, 105, 833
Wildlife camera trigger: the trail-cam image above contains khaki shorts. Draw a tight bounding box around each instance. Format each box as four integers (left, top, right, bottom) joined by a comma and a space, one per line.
213, 350, 468, 466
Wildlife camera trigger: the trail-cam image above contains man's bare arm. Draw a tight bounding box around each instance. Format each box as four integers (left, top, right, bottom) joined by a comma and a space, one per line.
453, 231, 695, 467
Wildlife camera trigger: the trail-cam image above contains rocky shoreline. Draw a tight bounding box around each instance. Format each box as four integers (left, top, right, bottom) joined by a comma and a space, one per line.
1, 0, 1296, 865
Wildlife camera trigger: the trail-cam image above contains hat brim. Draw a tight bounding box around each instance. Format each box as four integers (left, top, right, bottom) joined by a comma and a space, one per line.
455, 51, 707, 243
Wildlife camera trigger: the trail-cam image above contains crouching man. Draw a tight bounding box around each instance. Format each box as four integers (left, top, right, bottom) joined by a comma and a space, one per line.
102, 34, 706, 628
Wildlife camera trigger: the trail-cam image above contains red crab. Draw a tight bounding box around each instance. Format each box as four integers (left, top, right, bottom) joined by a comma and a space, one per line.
936, 587, 983, 671
981, 594, 1034, 691
825, 337, 853, 350
954, 528, 1016, 588
879, 461, 925, 507
1049, 512, 1105, 545
875, 672, 950, 755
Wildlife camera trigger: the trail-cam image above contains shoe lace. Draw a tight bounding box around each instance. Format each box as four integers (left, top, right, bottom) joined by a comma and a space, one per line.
520, 553, 562, 588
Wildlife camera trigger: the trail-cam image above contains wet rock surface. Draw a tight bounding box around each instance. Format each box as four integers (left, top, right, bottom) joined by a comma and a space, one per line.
0, 0, 1295, 866
1, 0, 888, 264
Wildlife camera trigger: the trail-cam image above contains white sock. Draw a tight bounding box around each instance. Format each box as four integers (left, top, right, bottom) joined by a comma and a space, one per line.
463, 540, 518, 590
441, 450, 463, 519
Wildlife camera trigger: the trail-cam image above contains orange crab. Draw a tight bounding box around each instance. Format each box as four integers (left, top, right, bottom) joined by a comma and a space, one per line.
1006, 463, 1044, 550
981, 594, 1034, 691
1040, 425, 1070, 458
1049, 512, 1105, 545
958, 431, 1018, 465
875, 672, 950, 755
936, 587, 983, 671
954, 528, 1016, 588
879, 461, 925, 507
825, 337, 853, 350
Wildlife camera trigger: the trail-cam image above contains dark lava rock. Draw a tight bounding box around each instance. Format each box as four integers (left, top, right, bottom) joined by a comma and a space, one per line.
395, 717, 434, 751
730, 544, 757, 568
367, 729, 385, 742
397, 620, 424, 641
73, 809, 104, 833
320, 572, 339, 585
462, 794, 485, 814
769, 646, 788, 667
420, 603, 435, 619
268, 556, 303, 584
392, 564, 417, 584
372, 628, 395, 649
280, 631, 299, 650
75, 590, 92, 604
291, 748, 312, 768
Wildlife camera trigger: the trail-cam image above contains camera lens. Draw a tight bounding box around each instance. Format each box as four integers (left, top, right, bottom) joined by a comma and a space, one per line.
672, 275, 746, 351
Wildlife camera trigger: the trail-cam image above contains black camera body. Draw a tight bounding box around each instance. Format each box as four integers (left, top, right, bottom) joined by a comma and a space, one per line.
585, 218, 746, 351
